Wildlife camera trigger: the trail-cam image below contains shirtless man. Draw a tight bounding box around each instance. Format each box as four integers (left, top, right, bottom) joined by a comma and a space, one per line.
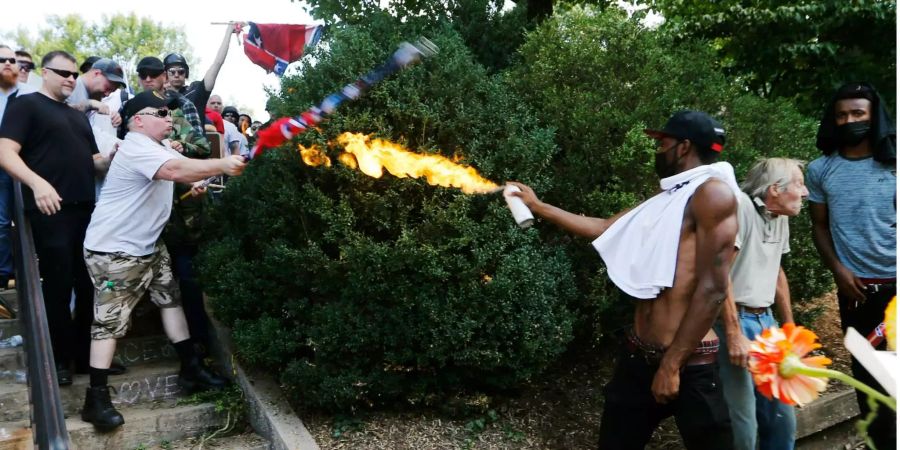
510, 110, 738, 449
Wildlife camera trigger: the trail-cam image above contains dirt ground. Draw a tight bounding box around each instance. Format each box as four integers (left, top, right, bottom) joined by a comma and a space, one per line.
302, 292, 856, 450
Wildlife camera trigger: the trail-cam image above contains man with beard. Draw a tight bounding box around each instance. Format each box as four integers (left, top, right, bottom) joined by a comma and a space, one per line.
807, 82, 896, 449
0, 45, 36, 290
510, 110, 738, 449
163, 22, 243, 113
0, 50, 115, 385
67, 58, 126, 115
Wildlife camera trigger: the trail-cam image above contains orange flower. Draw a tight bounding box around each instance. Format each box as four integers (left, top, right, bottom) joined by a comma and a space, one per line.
748, 323, 832, 406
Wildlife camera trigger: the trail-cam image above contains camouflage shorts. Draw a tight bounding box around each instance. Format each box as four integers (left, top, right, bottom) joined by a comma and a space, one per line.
84, 246, 181, 340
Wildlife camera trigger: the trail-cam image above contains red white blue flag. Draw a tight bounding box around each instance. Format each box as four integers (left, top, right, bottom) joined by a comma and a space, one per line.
243, 22, 323, 76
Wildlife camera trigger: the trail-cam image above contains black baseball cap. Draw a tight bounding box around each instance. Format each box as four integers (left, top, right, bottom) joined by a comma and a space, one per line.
79, 56, 101, 74
91, 58, 126, 87
222, 106, 239, 117
644, 110, 726, 153
136, 56, 165, 74
117, 90, 180, 139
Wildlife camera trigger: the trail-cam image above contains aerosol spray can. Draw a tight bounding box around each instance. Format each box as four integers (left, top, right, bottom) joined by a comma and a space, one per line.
503, 185, 534, 229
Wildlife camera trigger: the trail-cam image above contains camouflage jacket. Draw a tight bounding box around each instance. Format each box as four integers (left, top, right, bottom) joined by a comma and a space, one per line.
163, 98, 210, 248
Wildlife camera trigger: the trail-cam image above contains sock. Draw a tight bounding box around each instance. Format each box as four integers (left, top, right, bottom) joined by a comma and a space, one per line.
89, 367, 108, 388
172, 338, 195, 367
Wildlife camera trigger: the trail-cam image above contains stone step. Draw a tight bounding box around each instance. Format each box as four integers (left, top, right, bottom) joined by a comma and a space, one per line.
0, 319, 20, 341
160, 431, 270, 450
0, 360, 188, 422
0, 347, 23, 372
0, 334, 176, 373
795, 389, 860, 439
0, 403, 229, 450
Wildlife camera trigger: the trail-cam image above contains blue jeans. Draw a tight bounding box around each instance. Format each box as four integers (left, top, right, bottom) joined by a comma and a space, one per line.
714, 309, 796, 450
0, 170, 13, 278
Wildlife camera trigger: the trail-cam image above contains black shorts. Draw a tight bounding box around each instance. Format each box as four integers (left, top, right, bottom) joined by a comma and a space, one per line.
597, 346, 733, 450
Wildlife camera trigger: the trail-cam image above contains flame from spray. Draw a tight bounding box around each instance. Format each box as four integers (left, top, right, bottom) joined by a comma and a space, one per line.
298, 132, 499, 194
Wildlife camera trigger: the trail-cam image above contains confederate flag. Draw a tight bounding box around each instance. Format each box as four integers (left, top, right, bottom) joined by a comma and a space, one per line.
243, 22, 323, 76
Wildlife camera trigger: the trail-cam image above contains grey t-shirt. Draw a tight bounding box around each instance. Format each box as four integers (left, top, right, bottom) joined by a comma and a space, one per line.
731, 192, 790, 308
84, 132, 184, 256
806, 154, 896, 278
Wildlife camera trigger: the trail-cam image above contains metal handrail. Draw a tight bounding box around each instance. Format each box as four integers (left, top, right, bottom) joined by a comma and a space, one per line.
11, 181, 69, 449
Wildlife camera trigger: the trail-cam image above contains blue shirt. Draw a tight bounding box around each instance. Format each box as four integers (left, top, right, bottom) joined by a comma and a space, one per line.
806, 154, 896, 278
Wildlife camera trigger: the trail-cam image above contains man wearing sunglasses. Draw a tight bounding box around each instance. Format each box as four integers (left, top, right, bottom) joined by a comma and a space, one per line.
135, 56, 208, 154
0, 50, 116, 386
163, 22, 244, 113
15, 50, 33, 84
80, 90, 245, 430
0, 45, 37, 291
67, 58, 126, 116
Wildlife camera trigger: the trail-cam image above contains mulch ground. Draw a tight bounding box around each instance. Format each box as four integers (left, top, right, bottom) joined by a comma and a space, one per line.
301, 291, 856, 449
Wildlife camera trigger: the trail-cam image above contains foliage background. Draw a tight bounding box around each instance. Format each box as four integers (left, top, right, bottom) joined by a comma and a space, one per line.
195, 0, 888, 413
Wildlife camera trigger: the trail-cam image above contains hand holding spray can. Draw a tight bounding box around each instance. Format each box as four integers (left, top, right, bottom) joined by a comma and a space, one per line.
503, 185, 534, 228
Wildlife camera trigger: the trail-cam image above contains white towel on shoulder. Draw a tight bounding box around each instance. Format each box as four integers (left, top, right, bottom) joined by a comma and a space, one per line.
591, 162, 741, 299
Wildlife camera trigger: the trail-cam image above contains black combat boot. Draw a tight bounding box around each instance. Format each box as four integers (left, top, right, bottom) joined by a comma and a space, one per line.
178, 355, 229, 393
81, 386, 124, 431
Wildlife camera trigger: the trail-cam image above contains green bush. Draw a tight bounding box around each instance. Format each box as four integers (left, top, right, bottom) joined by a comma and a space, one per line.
199, 24, 576, 412
508, 5, 832, 339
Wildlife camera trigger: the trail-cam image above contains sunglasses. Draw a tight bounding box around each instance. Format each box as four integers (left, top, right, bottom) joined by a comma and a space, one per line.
167, 68, 186, 76
45, 67, 78, 80
17, 61, 34, 71
135, 109, 170, 118
0, 58, 16, 65
138, 70, 164, 80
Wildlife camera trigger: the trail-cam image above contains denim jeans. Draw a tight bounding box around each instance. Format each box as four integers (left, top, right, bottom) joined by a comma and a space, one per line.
714, 309, 796, 450
0, 170, 13, 278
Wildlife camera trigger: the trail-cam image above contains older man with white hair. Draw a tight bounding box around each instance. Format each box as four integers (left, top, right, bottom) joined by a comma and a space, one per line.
715, 157, 808, 450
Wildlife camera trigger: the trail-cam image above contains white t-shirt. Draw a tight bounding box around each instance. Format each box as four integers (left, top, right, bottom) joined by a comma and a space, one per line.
84, 132, 186, 256
222, 121, 243, 157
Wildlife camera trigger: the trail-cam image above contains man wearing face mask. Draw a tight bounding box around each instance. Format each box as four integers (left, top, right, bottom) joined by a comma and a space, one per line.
510, 110, 739, 449
806, 82, 896, 449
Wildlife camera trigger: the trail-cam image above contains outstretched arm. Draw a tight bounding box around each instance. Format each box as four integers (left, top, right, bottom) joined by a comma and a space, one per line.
203, 23, 244, 92
653, 179, 737, 403
507, 181, 629, 239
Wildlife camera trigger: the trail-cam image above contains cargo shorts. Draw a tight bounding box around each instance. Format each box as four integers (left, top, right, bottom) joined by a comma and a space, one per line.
84, 245, 181, 340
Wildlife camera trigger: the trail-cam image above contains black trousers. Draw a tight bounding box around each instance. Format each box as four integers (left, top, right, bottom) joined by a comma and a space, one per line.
597, 347, 733, 450
168, 244, 209, 347
837, 286, 897, 450
27, 205, 94, 368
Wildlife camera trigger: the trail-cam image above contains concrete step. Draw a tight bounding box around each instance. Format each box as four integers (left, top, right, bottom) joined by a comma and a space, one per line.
0, 289, 17, 317
0, 319, 20, 341
0, 403, 229, 450
160, 431, 269, 450
0, 360, 187, 422
0, 334, 176, 374
795, 389, 860, 439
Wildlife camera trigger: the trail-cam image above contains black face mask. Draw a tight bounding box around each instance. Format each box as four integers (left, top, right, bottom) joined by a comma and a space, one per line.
836, 120, 871, 147
654, 142, 681, 179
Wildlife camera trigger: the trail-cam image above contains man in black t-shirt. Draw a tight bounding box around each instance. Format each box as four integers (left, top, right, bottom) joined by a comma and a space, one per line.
163, 22, 244, 113
0, 50, 115, 386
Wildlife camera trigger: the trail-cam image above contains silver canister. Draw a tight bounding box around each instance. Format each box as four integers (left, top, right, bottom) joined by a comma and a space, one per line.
503, 185, 534, 228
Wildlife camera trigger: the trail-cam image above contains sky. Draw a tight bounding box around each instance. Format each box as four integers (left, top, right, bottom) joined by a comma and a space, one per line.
6, 0, 320, 122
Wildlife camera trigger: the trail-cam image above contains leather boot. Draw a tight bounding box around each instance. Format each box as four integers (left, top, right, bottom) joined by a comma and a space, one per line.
178, 356, 228, 393
81, 386, 124, 431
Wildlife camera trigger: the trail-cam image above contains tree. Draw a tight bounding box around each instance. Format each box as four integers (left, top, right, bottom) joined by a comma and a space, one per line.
5, 13, 194, 89
647, 0, 896, 116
